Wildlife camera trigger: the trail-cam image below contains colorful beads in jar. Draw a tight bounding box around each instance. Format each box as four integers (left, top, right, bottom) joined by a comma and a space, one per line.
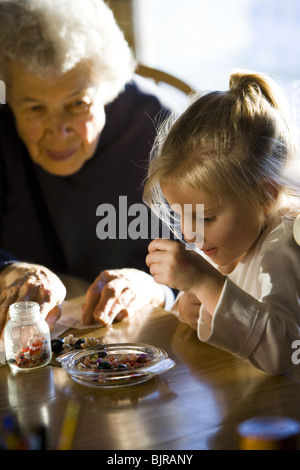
4, 301, 51, 371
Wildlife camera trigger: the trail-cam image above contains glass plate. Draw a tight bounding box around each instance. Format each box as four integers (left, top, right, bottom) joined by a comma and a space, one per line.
56, 343, 175, 388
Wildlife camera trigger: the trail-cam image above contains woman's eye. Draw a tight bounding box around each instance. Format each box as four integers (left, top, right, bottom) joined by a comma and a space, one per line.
29, 105, 43, 112
69, 100, 90, 112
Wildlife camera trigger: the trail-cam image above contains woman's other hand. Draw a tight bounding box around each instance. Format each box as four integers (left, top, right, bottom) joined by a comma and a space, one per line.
0, 262, 66, 336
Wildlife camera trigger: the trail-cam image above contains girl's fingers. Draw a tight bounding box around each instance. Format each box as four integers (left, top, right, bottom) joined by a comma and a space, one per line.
145, 251, 164, 267
148, 238, 177, 252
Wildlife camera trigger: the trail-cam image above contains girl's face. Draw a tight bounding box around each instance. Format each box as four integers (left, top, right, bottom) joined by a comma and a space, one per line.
162, 184, 264, 274
7, 61, 106, 176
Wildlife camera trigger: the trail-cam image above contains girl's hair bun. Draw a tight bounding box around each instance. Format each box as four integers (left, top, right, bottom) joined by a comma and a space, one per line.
229, 69, 286, 113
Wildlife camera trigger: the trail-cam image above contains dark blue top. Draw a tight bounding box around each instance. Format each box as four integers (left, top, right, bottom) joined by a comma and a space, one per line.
0, 75, 174, 285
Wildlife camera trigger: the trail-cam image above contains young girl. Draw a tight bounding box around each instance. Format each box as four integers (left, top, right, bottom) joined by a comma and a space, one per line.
143, 69, 300, 376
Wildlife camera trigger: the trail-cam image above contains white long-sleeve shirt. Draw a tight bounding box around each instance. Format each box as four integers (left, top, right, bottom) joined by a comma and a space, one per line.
171, 218, 300, 375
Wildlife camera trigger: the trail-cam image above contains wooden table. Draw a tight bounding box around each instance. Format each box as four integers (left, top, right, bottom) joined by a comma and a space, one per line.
1, 282, 300, 451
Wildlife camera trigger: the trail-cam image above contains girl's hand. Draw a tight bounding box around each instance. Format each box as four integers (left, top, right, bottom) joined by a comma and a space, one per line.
146, 238, 203, 292
178, 292, 201, 330
146, 238, 225, 315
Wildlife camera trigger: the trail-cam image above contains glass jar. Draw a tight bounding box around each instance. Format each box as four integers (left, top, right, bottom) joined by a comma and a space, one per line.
4, 301, 52, 371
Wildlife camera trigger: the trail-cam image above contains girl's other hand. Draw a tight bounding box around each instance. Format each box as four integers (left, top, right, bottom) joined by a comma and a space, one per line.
178, 291, 201, 330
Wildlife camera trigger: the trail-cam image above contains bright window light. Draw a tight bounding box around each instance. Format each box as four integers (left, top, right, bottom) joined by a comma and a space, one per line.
133, 0, 300, 115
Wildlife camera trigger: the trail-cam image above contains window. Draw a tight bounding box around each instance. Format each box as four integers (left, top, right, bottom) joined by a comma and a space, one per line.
133, 0, 300, 126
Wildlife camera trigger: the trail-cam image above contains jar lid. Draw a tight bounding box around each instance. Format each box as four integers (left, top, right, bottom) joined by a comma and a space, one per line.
237, 416, 300, 450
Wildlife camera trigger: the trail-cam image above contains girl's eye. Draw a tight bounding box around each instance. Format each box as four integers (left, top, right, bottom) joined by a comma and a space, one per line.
203, 216, 216, 224
74, 100, 86, 107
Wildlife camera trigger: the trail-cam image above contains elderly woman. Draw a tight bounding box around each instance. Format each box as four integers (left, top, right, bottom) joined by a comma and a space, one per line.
0, 0, 175, 335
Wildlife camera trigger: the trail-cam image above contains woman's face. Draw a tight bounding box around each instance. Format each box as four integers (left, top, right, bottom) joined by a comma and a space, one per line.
7, 62, 106, 176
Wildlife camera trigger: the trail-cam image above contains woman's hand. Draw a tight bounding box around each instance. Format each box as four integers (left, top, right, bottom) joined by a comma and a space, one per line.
82, 268, 165, 326
0, 262, 66, 336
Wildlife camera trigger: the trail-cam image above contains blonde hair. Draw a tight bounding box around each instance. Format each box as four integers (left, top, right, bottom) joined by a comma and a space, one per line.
0, 0, 136, 103
143, 70, 300, 235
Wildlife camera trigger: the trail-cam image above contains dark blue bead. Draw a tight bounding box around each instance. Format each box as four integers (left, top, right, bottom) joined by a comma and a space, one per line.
74, 339, 85, 349
97, 361, 111, 369
51, 338, 64, 354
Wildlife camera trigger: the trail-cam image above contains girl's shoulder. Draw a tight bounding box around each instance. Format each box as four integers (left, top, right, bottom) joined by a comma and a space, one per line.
229, 217, 300, 287
265, 216, 294, 240
260, 217, 300, 258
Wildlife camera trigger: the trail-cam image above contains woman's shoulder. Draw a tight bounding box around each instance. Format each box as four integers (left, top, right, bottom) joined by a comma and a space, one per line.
114, 74, 181, 116
0, 106, 14, 127
0, 106, 21, 147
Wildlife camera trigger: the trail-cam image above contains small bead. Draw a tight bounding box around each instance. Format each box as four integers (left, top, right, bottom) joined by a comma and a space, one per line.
51, 338, 64, 354
97, 361, 111, 369
74, 339, 85, 349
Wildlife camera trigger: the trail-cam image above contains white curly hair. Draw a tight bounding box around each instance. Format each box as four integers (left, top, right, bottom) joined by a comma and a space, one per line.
0, 0, 136, 103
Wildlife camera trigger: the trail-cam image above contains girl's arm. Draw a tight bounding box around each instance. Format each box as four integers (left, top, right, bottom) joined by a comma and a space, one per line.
197, 223, 300, 376
146, 226, 300, 376
198, 276, 300, 376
